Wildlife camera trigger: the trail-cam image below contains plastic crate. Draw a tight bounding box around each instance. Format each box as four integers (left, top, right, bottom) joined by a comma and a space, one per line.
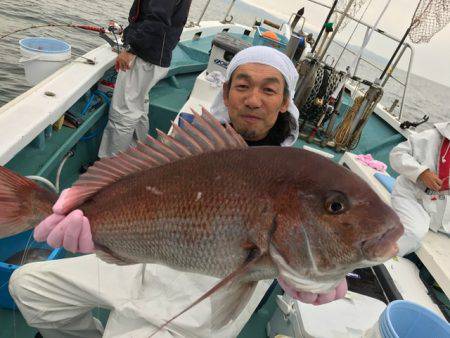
0, 229, 65, 309
253, 27, 288, 52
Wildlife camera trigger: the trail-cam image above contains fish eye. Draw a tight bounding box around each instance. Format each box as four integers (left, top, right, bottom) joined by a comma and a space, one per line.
324, 191, 349, 215
330, 202, 343, 212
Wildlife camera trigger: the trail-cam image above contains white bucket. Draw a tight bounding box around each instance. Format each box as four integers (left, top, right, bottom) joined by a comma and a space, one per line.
19, 37, 71, 85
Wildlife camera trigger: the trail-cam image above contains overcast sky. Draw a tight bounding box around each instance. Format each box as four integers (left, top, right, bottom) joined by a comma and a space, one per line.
242, 0, 450, 86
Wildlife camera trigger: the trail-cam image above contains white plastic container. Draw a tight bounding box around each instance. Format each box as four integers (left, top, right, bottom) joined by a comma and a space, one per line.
19, 37, 71, 85
365, 300, 450, 338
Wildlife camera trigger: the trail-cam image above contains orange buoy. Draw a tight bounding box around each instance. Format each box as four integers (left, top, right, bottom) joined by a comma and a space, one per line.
261, 30, 279, 41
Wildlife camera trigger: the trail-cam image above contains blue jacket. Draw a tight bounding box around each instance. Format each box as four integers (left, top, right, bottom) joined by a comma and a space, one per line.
123, 0, 192, 67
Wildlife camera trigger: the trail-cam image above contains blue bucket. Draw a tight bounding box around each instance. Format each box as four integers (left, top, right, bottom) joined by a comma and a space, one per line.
19, 37, 71, 54
379, 300, 450, 338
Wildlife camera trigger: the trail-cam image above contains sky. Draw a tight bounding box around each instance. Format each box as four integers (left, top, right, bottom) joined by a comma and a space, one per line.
241, 0, 450, 86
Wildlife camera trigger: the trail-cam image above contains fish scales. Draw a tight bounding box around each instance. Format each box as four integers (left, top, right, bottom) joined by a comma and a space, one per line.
82, 148, 281, 278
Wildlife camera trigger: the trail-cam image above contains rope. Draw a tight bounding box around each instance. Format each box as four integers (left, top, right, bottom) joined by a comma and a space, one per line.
348, 87, 383, 149
334, 96, 364, 148
333, 84, 383, 150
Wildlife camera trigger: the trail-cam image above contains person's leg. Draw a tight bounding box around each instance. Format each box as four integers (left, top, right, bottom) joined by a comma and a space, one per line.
103, 310, 175, 338
391, 178, 430, 256
9, 254, 145, 338
98, 59, 166, 158
134, 65, 169, 143
101, 264, 271, 338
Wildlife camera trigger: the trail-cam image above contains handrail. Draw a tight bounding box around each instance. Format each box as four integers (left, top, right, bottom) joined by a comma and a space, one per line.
332, 40, 403, 86
221, 0, 236, 23
196, 0, 213, 26
197, 0, 237, 26
330, 40, 414, 120
308, 0, 406, 44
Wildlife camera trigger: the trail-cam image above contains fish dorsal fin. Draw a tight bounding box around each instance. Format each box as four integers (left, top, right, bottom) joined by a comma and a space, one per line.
58, 108, 247, 214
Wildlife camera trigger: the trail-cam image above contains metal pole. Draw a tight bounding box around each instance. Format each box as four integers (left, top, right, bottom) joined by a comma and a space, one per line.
307, 0, 404, 44
398, 46, 414, 121
351, 0, 391, 76
332, 40, 405, 86
334, 0, 372, 70
221, 0, 236, 23
196, 0, 213, 26
291, 7, 305, 30
380, 27, 411, 80
311, 0, 338, 53
353, 26, 370, 76
318, 0, 355, 62
380, 1, 420, 80
381, 44, 407, 87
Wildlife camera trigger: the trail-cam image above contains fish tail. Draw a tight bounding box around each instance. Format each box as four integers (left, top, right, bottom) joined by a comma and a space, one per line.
0, 166, 57, 238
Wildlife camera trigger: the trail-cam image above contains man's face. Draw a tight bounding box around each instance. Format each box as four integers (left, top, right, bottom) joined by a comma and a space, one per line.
223, 63, 289, 142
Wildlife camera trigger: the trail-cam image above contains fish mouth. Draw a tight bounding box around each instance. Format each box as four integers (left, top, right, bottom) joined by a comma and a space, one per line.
277, 275, 343, 300
361, 223, 403, 261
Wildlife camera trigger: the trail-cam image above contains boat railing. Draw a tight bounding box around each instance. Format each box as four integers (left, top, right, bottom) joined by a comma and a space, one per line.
221, 0, 236, 24
193, 0, 237, 26
330, 38, 413, 121
307, 0, 414, 121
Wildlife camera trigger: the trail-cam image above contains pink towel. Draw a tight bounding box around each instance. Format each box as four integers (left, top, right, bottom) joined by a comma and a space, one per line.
355, 154, 387, 172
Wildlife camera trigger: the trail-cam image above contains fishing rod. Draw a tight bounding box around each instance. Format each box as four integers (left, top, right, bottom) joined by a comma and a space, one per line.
0, 23, 105, 39
379, 1, 421, 80
0, 21, 123, 49
311, 0, 338, 53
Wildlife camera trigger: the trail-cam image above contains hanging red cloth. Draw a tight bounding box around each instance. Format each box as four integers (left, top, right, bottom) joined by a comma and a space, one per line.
438, 138, 450, 191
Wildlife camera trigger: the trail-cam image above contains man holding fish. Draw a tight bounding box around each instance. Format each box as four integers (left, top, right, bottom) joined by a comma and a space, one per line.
1, 46, 402, 338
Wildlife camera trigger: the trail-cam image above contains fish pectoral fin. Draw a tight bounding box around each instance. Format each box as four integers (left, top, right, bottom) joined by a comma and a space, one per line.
94, 245, 135, 266
210, 280, 257, 330
240, 240, 257, 250
149, 252, 262, 337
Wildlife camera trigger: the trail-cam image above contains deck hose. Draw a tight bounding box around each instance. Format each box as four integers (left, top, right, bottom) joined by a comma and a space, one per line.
79, 89, 111, 141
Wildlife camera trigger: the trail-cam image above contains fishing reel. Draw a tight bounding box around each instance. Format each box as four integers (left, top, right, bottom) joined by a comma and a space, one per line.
93, 21, 123, 50
107, 20, 123, 35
